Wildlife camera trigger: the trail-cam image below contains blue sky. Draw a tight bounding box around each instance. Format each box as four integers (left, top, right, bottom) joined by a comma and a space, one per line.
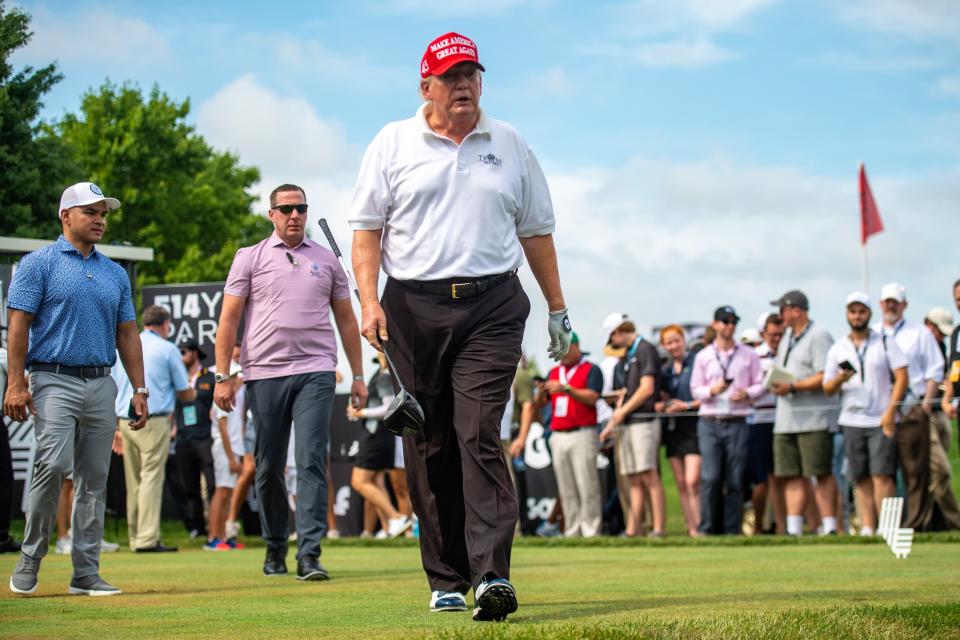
11, 0, 960, 365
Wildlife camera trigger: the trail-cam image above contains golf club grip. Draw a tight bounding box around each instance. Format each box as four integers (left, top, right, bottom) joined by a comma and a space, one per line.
317, 219, 343, 258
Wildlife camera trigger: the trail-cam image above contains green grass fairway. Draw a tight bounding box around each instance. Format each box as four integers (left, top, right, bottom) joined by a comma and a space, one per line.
1, 538, 958, 639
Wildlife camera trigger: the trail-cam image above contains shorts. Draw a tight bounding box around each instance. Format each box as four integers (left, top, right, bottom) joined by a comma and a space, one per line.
243, 414, 256, 457
662, 416, 699, 458
355, 421, 395, 471
746, 422, 774, 486
616, 418, 660, 474
842, 425, 897, 481
212, 439, 239, 489
773, 430, 833, 478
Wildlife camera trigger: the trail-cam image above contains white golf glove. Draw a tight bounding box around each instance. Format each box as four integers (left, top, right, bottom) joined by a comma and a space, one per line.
547, 308, 573, 361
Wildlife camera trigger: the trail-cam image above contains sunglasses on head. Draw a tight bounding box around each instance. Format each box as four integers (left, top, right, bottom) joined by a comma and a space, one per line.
272, 204, 308, 215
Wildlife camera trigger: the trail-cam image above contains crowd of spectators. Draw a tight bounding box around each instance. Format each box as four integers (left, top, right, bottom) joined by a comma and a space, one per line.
506, 280, 960, 537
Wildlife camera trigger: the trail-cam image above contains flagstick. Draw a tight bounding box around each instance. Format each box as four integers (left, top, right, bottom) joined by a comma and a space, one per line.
861, 242, 869, 294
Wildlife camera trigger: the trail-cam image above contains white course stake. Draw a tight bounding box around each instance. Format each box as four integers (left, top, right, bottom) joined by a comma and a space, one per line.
877, 497, 913, 559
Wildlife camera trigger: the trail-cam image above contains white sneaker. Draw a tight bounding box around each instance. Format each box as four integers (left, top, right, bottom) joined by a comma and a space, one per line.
99, 539, 119, 553
225, 520, 240, 540
859, 527, 875, 537
430, 590, 467, 612
327, 529, 340, 539
55, 537, 72, 555
387, 515, 413, 538
374, 529, 389, 540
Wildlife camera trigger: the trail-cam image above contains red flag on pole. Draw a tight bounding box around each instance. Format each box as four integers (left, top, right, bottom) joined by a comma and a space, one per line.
859, 164, 884, 245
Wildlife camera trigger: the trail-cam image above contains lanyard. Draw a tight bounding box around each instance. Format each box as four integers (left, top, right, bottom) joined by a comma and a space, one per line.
713, 344, 738, 380
623, 337, 643, 374
784, 321, 813, 366
852, 337, 869, 383
559, 358, 585, 386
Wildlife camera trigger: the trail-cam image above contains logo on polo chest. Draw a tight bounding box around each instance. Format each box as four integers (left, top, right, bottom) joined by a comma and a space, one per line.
478, 153, 502, 167
310, 262, 322, 277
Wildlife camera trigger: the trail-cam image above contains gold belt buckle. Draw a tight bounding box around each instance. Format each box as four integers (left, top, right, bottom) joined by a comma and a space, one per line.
451, 282, 469, 299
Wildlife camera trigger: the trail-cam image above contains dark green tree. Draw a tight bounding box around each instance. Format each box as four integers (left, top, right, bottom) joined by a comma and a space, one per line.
0, 2, 77, 239
57, 82, 272, 284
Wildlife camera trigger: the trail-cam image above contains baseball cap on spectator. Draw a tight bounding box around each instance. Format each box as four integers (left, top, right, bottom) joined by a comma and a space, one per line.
770, 290, 809, 311
880, 282, 906, 303
602, 312, 630, 345
714, 305, 740, 323
420, 32, 485, 78
739, 328, 762, 345
178, 338, 208, 361
845, 291, 871, 309
757, 312, 771, 331
926, 307, 954, 336
59, 182, 120, 219
569, 331, 590, 356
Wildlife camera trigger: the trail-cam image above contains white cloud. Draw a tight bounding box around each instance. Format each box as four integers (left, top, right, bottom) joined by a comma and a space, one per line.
829, 0, 960, 39
196, 74, 356, 192
619, 0, 778, 35
529, 66, 578, 97
536, 157, 960, 359
587, 0, 777, 69
939, 76, 960, 99
630, 37, 736, 68
16, 6, 171, 68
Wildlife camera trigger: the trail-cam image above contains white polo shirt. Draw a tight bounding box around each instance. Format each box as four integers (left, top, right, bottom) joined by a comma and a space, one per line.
348, 103, 555, 280
873, 319, 944, 398
824, 330, 908, 428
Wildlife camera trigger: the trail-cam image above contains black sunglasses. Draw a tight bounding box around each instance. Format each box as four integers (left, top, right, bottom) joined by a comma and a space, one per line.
272, 204, 308, 215
719, 318, 738, 325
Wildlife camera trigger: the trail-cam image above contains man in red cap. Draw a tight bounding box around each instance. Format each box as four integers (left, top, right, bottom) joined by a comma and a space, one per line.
349, 32, 572, 621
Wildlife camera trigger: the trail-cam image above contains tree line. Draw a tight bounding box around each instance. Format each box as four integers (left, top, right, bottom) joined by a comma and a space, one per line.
0, 2, 272, 285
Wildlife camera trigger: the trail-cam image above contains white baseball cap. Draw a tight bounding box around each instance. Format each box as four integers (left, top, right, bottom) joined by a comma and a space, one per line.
845, 291, 872, 308
739, 328, 762, 344
602, 312, 630, 344
879, 282, 906, 303
58, 182, 121, 219
926, 307, 954, 336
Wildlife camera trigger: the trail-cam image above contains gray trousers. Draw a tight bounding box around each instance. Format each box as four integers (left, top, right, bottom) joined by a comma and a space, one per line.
22, 372, 117, 578
246, 371, 335, 560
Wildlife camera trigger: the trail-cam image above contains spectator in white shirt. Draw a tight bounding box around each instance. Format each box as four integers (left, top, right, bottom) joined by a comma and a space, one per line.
823, 293, 908, 535
874, 282, 944, 530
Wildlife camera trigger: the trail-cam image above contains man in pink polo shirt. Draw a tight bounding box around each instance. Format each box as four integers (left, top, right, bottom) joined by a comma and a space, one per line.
690, 305, 765, 535
214, 183, 367, 581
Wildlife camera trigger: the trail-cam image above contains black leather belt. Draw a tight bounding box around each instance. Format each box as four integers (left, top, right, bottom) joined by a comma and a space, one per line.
32, 362, 111, 379
397, 271, 515, 300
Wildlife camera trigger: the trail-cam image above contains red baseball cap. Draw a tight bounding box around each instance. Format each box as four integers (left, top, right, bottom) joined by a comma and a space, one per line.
420, 32, 485, 78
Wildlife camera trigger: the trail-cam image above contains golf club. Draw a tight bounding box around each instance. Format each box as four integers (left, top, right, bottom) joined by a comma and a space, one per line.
317, 218, 425, 437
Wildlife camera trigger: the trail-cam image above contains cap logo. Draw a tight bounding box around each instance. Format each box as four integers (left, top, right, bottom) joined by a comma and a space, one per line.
421, 59, 429, 75
89, 183, 103, 196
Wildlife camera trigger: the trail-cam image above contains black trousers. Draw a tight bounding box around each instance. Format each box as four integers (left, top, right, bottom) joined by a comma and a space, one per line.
897, 405, 932, 530
0, 423, 13, 536
175, 437, 215, 534
383, 274, 529, 594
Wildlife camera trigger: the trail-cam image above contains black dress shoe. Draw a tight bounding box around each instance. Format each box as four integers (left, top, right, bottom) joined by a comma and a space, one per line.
0, 535, 22, 553
296, 556, 329, 581
263, 547, 288, 576
135, 542, 179, 553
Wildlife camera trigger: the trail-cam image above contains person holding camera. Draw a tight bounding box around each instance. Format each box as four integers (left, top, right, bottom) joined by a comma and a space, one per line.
823, 293, 908, 536
689, 306, 765, 535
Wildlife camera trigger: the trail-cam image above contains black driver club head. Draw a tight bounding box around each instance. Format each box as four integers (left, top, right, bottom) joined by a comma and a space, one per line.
383, 389, 425, 437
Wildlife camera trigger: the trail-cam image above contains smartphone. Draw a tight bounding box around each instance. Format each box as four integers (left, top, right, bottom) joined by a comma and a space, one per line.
838, 361, 856, 372
127, 399, 139, 421
723, 378, 734, 385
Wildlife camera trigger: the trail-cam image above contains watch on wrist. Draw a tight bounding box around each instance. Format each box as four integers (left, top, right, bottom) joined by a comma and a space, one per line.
134, 387, 150, 398
788, 383, 796, 394
564, 383, 571, 393
214, 372, 230, 383
353, 375, 364, 382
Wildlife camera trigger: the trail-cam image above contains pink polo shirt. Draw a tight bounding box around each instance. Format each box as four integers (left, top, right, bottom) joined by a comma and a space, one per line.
224, 232, 350, 381
690, 343, 766, 418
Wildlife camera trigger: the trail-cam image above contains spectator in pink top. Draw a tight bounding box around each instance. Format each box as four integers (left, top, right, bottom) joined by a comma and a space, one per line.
690, 306, 765, 535
214, 183, 368, 582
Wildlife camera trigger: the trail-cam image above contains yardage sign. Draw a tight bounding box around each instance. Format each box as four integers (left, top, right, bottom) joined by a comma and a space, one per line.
141, 282, 225, 362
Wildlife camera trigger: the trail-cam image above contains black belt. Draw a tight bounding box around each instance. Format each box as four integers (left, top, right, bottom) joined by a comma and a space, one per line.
32, 362, 111, 379
396, 271, 515, 300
